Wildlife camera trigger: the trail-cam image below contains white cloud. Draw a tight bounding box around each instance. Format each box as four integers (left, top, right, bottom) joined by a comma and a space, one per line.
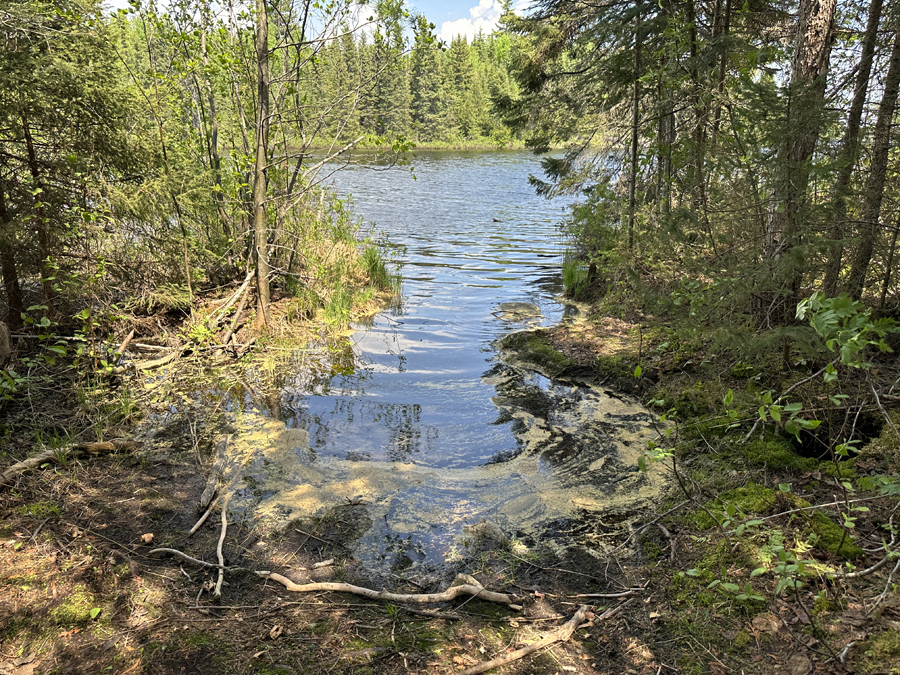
438, 0, 503, 44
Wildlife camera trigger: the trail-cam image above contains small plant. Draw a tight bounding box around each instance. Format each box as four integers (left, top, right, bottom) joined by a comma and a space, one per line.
362, 245, 391, 290
562, 254, 588, 298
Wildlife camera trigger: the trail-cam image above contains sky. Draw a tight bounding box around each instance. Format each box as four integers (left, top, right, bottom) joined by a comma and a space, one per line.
410, 0, 528, 44
104, 0, 530, 44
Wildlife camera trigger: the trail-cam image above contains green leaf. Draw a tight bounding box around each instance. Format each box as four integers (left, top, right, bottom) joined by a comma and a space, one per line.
750, 567, 767, 577
633, 365, 642, 378
724, 389, 734, 407
90, 608, 102, 620
784, 420, 799, 436
769, 407, 782, 422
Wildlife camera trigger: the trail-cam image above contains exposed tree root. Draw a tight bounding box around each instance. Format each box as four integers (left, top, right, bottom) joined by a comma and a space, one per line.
257, 571, 523, 610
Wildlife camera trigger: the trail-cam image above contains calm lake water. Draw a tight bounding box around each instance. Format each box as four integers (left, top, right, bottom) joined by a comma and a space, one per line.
222, 150, 660, 574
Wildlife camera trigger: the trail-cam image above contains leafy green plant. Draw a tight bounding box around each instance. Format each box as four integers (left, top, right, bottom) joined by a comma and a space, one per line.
796, 293, 898, 370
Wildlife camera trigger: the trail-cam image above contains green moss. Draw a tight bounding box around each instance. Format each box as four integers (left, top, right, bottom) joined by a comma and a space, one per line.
500, 330, 573, 374
743, 437, 817, 472
861, 410, 900, 459
782, 494, 864, 559
808, 511, 863, 559
693, 484, 775, 529
820, 460, 857, 480
643, 541, 662, 561
733, 630, 752, 648
50, 585, 98, 626
668, 381, 720, 418
730, 362, 759, 379
862, 629, 900, 673
15, 501, 62, 519
592, 354, 634, 385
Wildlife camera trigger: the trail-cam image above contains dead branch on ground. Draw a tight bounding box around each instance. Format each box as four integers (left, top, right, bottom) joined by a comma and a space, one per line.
1, 441, 141, 488
459, 603, 593, 675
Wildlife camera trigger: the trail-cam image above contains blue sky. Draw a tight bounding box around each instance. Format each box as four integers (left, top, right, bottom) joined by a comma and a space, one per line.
412, 0, 528, 43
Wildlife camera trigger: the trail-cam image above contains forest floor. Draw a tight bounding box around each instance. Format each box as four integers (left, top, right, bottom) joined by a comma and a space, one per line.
2, 297, 900, 674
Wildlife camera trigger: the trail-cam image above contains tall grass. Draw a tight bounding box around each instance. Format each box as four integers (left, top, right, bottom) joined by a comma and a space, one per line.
562, 254, 589, 299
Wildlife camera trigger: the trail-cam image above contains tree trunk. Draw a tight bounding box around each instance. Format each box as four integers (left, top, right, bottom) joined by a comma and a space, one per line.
879, 212, 900, 308
710, 0, 732, 151
19, 108, 55, 310
765, 0, 836, 258
627, 18, 640, 250
200, 23, 231, 245
822, 0, 883, 296
759, 0, 836, 325
846, 27, 900, 299
253, 0, 271, 320
0, 186, 23, 330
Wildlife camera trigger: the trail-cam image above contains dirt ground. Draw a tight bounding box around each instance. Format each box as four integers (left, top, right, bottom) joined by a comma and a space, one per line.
2, 314, 899, 674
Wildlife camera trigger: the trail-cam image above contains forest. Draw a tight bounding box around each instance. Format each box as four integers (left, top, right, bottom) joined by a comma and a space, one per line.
2, 0, 900, 672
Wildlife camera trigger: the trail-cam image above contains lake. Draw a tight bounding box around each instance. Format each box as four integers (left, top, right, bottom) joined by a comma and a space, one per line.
223, 150, 660, 574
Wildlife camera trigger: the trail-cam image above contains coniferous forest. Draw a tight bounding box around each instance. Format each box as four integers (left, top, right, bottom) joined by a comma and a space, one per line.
3, 0, 900, 672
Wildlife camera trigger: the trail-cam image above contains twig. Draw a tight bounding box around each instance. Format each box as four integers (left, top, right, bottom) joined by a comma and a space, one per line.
758, 495, 888, 521
149, 548, 227, 570
574, 588, 643, 599
115, 329, 135, 360
459, 604, 593, 675
400, 607, 461, 620
657, 522, 677, 562
258, 572, 523, 609
220, 282, 251, 348
835, 550, 899, 579
189, 500, 217, 537
870, 374, 900, 442
214, 495, 232, 597
210, 266, 255, 327
135, 351, 178, 371
868, 556, 900, 612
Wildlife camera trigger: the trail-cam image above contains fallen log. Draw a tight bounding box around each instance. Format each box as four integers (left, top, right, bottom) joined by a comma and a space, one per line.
1, 441, 141, 488
258, 571, 523, 610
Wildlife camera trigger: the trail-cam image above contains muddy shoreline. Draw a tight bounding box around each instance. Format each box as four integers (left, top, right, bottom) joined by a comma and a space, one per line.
3, 303, 899, 674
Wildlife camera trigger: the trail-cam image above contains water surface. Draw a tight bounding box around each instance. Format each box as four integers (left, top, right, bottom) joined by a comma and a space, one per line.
224, 150, 660, 572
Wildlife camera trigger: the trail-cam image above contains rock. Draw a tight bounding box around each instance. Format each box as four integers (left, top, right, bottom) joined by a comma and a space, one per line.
464, 519, 508, 551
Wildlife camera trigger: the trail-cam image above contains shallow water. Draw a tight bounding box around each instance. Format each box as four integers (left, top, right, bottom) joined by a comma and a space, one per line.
220, 150, 661, 572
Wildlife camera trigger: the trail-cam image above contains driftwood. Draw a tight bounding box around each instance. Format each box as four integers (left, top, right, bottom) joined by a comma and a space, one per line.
258, 571, 523, 610
459, 604, 593, 675
114, 329, 135, 359
219, 282, 251, 348
210, 267, 255, 327
1, 441, 141, 487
